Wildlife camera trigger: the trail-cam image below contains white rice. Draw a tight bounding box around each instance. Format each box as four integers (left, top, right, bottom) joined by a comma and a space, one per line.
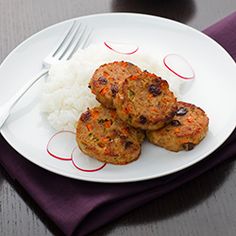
40, 43, 181, 132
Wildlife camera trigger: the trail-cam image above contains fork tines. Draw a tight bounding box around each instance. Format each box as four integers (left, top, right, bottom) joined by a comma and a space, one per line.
52, 20, 92, 61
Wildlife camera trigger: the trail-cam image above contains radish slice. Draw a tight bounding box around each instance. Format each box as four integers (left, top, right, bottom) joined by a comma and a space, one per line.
163, 54, 195, 80
71, 147, 106, 172
104, 41, 139, 55
47, 131, 76, 161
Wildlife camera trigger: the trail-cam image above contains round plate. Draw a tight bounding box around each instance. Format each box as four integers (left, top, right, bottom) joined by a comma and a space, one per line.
1, 13, 236, 183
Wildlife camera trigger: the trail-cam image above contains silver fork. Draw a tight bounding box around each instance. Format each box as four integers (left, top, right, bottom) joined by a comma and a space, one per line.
0, 20, 92, 128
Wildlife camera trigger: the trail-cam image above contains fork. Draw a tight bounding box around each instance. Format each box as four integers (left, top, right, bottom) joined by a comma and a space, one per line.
0, 20, 92, 128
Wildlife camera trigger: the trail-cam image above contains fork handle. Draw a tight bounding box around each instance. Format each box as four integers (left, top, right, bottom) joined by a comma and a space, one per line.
0, 68, 48, 128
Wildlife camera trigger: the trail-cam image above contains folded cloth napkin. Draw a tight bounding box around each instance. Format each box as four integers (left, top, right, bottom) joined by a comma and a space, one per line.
1, 11, 236, 236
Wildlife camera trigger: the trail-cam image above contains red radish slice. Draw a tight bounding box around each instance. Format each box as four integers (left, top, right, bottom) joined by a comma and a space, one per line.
47, 131, 76, 161
163, 54, 195, 80
104, 41, 139, 55
71, 147, 106, 172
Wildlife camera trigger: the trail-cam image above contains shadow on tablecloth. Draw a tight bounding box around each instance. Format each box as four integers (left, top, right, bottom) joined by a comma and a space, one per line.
112, 0, 196, 23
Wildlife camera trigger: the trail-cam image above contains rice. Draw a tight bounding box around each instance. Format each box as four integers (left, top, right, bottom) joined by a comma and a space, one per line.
40, 43, 181, 132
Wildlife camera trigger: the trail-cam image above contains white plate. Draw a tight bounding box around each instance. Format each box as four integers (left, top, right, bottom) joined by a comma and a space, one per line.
1, 13, 236, 183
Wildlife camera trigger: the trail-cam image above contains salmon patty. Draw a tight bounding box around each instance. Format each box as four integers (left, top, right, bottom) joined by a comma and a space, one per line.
89, 61, 142, 108
76, 106, 145, 165
146, 101, 209, 152
114, 71, 177, 130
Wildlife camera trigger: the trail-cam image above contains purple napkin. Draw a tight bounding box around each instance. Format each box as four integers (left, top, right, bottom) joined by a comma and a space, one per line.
1, 11, 236, 236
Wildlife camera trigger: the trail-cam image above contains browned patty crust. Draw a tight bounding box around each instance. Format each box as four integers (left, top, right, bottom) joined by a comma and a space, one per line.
89, 61, 142, 108
146, 101, 209, 152
76, 106, 145, 165
114, 71, 177, 130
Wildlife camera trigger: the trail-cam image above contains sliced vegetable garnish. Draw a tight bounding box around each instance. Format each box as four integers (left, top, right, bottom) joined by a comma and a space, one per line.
163, 54, 195, 80
47, 131, 76, 160
71, 147, 107, 172
104, 41, 139, 55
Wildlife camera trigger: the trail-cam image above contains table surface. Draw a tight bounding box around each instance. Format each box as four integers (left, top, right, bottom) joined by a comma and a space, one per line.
1, 0, 236, 235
